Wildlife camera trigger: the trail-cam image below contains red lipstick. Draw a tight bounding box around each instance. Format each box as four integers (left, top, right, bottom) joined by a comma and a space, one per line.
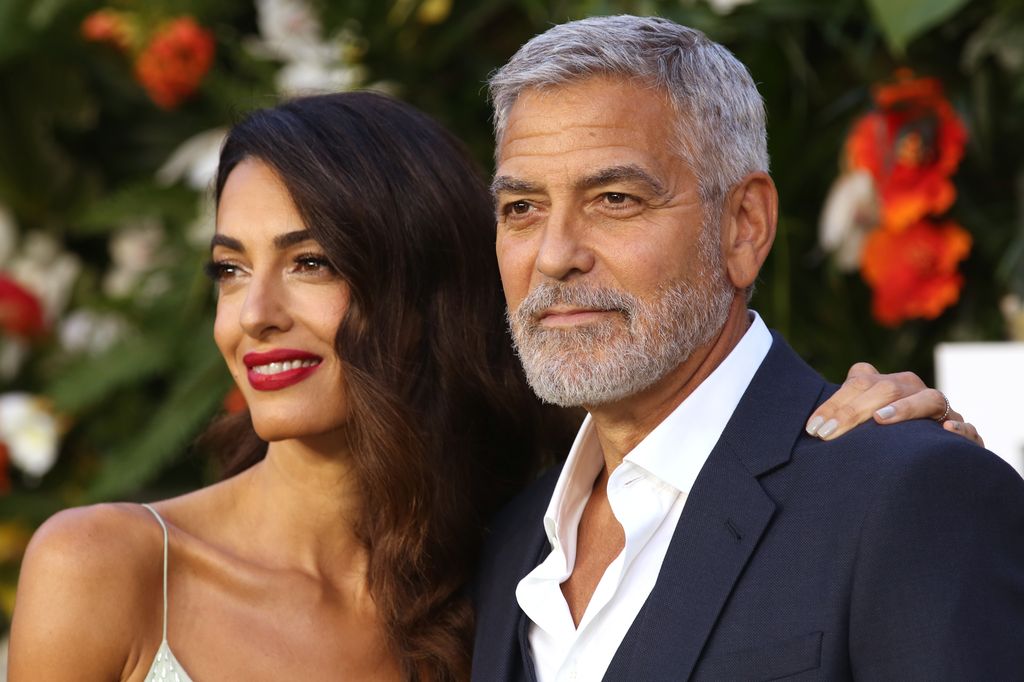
242, 349, 323, 391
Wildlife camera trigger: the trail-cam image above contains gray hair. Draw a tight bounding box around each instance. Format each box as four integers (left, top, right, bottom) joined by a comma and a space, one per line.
488, 15, 769, 205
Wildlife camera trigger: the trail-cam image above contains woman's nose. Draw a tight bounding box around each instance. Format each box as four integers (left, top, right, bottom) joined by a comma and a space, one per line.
239, 273, 292, 339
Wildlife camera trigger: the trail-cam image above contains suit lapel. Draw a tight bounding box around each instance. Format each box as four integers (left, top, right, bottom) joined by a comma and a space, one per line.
604, 334, 826, 680
471, 468, 560, 682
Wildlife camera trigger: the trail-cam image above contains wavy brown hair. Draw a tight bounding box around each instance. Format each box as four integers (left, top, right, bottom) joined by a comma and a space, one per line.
203, 92, 568, 680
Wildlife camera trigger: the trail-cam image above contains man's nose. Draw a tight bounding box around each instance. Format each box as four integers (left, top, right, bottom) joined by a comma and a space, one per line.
239, 274, 292, 339
535, 208, 595, 281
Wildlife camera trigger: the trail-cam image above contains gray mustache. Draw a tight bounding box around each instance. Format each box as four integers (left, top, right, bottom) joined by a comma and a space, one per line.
513, 283, 638, 321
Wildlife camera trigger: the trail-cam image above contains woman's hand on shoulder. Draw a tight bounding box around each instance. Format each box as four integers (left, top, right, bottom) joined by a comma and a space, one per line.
8, 503, 160, 681
804, 362, 983, 446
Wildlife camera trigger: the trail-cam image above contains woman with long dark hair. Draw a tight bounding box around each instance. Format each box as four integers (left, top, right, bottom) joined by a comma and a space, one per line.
8, 91, 973, 681
10, 92, 560, 681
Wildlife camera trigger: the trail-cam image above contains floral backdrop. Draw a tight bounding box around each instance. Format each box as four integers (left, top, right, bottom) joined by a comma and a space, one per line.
0, 0, 1022, 633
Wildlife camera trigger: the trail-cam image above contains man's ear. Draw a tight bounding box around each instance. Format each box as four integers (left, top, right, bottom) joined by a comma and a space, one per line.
721, 172, 777, 290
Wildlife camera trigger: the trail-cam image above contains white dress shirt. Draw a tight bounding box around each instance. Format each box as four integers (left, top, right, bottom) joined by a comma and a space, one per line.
515, 313, 773, 682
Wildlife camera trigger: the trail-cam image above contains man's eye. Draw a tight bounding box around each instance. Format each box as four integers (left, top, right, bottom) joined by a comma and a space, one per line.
604, 192, 632, 205
505, 200, 532, 216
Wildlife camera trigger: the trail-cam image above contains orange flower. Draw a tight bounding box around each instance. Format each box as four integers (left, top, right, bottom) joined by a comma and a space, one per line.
134, 17, 215, 110
846, 71, 967, 231
0, 275, 45, 338
223, 386, 247, 414
860, 219, 971, 326
80, 9, 134, 52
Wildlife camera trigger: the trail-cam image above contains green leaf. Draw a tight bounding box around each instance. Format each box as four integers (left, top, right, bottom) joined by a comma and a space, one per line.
84, 347, 232, 502
0, 491, 65, 525
26, 0, 73, 29
74, 183, 200, 235
44, 338, 172, 414
865, 0, 971, 55
0, 0, 38, 64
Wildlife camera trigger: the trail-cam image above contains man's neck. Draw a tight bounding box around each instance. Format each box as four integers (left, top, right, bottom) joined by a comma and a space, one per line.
587, 299, 752, 473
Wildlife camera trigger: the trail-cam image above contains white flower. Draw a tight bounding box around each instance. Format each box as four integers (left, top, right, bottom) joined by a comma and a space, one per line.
0, 393, 60, 478
156, 128, 227, 191
186, 194, 217, 248
249, 0, 366, 96
59, 310, 129, 355
819, 170, 880, 272
276, 60, 365, 96
255, 0, 323, 62
7, 232, 81, 322
0, 204, 17, 265
103, 220, 166, 299
706, 0, 758, 15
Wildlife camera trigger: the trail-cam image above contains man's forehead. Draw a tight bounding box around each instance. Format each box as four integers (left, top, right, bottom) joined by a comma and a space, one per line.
504, 80, 667, 130
496, 78, 677, 164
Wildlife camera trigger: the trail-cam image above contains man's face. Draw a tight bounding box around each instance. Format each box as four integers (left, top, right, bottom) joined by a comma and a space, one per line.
493, 76, 735, 408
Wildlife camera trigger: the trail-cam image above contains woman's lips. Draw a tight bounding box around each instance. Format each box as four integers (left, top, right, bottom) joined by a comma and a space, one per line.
242, 349, 323, 391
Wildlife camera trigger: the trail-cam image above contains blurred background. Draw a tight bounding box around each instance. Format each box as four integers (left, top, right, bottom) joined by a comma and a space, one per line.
0, 0, 1022, 646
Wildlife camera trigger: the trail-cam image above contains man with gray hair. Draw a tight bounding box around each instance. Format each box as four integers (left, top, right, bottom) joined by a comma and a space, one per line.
472, 15, 1024, 681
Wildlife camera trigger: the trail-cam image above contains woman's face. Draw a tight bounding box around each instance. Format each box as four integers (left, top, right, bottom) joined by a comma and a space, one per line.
212, 159, 351, 443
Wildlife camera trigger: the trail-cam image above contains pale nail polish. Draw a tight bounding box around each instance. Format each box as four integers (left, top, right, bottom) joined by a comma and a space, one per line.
876, 405, 896, 420
806, 415, 824, 435
818, 418, 839, 438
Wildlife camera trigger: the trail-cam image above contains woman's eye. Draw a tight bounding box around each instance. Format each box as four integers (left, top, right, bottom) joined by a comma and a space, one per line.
203, 260, 241, 282
293, 254, 336, 274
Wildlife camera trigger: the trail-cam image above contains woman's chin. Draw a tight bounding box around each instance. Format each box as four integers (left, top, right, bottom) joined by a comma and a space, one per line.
250, 416, 349, 447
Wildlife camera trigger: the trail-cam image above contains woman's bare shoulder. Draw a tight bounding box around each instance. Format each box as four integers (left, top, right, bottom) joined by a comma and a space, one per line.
8, 503, 163, 681
21, 502, 163, 583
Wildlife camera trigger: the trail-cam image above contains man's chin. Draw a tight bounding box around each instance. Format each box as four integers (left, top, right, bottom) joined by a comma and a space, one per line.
517, 325, 625, 354
525, 374, 644, 409
521, 358, 654, 408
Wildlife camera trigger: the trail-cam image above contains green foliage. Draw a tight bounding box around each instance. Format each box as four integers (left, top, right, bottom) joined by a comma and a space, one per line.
866, 0, 971, 54
45, 338, 172, 413
0, 0, 1022, 628
85, 335, 231, 501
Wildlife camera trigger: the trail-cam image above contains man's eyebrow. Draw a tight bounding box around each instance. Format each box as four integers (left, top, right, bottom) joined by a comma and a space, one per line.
210, 230, 314, 253
490, 175, 543, 197
577, 164, 667, 196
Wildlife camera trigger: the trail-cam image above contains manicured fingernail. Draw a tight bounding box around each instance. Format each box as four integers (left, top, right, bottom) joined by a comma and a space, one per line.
818, 418, 839, 439
806, 415, 824, 435
876, 405, 896, 420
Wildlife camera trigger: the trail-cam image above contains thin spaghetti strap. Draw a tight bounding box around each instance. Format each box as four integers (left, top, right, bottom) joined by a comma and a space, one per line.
140, 503, 169, 643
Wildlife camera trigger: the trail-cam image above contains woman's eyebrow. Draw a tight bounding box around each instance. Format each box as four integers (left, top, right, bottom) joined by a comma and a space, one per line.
209, 230, 313, 253
273, 229, 314, 249
210, 233, 243, 252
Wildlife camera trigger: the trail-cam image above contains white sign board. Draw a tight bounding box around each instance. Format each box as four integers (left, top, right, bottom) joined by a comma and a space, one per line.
935, 342, 1024, 478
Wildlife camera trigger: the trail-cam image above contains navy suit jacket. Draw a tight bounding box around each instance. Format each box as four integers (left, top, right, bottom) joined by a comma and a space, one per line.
472, 333, 1024, 681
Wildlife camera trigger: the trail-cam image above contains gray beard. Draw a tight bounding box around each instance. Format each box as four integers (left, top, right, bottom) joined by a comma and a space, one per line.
507, 270, 734, 408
